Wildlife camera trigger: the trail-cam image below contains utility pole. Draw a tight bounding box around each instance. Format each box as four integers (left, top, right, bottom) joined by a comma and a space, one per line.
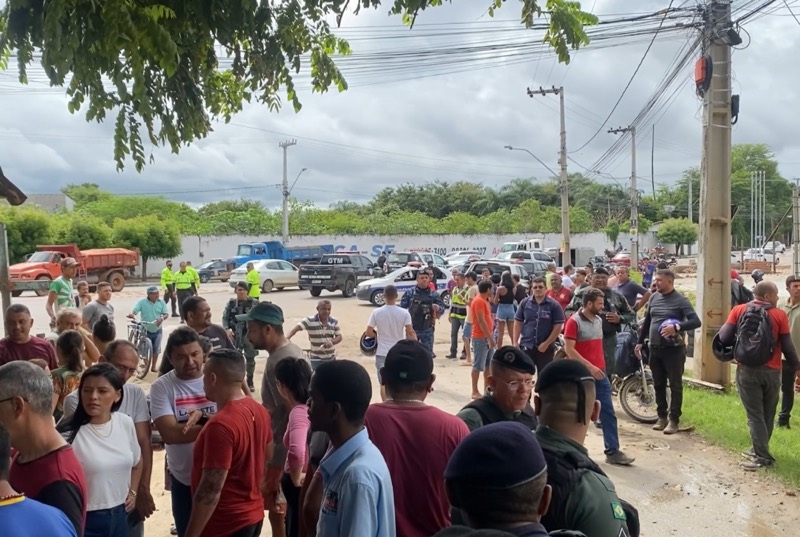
793, 179, 800, 276
609, 125, 639, 268
528, 86, 570, 264
279, 139, 297, 245
0, 223, 10, 334
651, 125, 656, 198
695, 0, 734, 388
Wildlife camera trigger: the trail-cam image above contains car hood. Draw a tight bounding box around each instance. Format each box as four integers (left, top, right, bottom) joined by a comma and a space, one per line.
9, 262, 47, 274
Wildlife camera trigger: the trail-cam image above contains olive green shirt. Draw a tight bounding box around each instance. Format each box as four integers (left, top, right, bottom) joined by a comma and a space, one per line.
535, 426, 630, 537
781, 300, 800, 362
457, 404, 520, 432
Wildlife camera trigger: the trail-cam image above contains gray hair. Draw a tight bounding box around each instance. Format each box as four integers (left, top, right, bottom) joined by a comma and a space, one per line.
0, 361, 54, 417
5, 304, 30, 317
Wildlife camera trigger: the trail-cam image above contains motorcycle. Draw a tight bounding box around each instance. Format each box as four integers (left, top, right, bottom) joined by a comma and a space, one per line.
617, 348, 666, 424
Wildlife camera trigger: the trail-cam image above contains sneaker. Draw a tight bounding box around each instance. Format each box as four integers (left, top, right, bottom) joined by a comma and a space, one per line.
663, 420, 680, 435
594, 420, 603, 429
248, 383, 256, 392
741, 459, 771, 472
606, 450, 635, 466
445, 354, 457, 359
171, 525, 178, 535
652, 418, 668, 431
741, 449, 756, 460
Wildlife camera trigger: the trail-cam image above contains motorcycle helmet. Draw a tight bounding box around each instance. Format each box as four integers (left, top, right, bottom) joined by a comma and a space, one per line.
658, 318, 683, 344
360, 332, 377, 356
712, 332, 734, 362
751, 269, 764, 284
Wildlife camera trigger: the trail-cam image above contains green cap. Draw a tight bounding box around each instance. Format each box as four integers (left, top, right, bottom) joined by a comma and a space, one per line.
235, 301, 284, 324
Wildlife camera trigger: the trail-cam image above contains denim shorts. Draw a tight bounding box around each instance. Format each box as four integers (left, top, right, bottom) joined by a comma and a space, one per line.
146, 329, 163, 355
463, 322, 473, 339
375, 355, 387, 383
496, 303, 516, 321
472, 338, 490, 372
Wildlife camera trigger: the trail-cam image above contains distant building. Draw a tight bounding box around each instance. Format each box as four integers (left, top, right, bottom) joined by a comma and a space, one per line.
25, 193, 75, 213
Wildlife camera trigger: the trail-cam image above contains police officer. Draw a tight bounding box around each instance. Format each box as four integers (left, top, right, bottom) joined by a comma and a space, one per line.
447, 272, 469, 360
185, 260, 200, 295
173, 261, 195, 322
161, 260, 179, 317
435, 421, 586, 537
534, 360, 637, 537
400, 269, 446, 354
566, 267, 634, 377
222, 281, 260, 391
457, 346, 538, 432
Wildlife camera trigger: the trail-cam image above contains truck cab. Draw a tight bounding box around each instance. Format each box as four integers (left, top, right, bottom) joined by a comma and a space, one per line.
500, 238, 545, 253
227, 241, 334, 271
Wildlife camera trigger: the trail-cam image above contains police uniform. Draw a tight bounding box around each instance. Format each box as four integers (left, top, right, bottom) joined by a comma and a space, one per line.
174, 269, 195, 322
436, 421, 586, 537
161, 264, 177, 316
534, 360, 636, 537
400, 284, 446, 353
457, 347, 538, 432
222, 297, 259, 388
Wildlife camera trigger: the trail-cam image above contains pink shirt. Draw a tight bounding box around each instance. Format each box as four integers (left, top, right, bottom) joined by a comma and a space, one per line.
283, 404, 310, 474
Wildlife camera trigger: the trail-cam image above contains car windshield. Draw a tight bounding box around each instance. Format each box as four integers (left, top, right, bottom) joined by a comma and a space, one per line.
388, 253, 413, 264
499, 244, 519, 253
236, 245, 254, 256
28, 252, 54, 262
494, 252, 514, 260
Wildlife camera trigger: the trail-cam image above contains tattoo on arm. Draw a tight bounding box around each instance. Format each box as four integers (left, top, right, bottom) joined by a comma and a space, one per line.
194, 469, 228, 506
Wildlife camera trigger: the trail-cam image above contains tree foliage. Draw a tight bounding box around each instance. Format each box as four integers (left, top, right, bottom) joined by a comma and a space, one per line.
657, 218, 698, 254
0, 207, 52, 262
51, 214, 113, 249
0, 1, 596, 171
112, 215, 182, 279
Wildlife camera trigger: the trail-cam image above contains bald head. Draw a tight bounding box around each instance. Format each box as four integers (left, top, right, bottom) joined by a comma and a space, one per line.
754, 281, 778, 306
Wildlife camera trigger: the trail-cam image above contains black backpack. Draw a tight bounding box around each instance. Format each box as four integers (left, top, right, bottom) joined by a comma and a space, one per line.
408, 290, 435, 331
733, 303, 774, 367
540, 446, 639, 537
731, 280, 754, 307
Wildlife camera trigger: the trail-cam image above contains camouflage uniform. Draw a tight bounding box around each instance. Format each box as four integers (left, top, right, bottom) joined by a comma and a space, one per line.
222, 297, 260, 386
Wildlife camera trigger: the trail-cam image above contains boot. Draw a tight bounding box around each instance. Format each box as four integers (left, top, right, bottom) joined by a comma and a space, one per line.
652, 418, 668, 431
247, 376, 255, 393
663, 420, 680, 435
605, 450, 635, 466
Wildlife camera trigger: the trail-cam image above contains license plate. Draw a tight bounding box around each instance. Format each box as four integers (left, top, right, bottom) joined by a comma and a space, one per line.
312, 280, 322, 284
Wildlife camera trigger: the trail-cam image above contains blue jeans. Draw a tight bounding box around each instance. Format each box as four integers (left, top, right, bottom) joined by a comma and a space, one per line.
449, 317, 466, 355
375, 355, 387, 383
85, 504, 127, 537
417, 328, 434, 353
170, 474, 193, 537
472, 338, 490, 372
595, 376, 620, 455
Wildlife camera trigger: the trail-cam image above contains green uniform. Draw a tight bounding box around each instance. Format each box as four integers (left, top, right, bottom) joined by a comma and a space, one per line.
223, 297, 259, 385
536, 426, 631, 537
174, 270, 194, 290
245, 269, 261, 299
456, 395, 538, 432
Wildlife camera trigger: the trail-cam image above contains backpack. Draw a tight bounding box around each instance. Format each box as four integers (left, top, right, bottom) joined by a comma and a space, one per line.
540, 446, 639, 537
731, 280, 754, 307
733, 303, 775, 367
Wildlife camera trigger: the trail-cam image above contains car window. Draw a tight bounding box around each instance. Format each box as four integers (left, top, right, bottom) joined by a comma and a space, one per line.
360, 256, 374, 267
279, 261, 296, 271
388, 253, 412, 264
433, 267, 447, 280
397, 270, 417, 282
433, 254, 446, 265
265, 261, 280, 270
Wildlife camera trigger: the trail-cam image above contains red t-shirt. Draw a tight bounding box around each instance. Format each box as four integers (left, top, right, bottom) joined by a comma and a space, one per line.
192, 397, 272, 536
365, 403, 469, 537
0, 336, 57, 369
563, 313, 606, 370
9, 445, 87, 537
547, 288, 573, 311
726, 302, 790, 369
470, 295, 493, 339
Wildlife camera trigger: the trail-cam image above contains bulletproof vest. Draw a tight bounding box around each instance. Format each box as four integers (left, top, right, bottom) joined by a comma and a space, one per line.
463, 396, 538, 431
540, 447, 639, 537
408, 289, 435, 331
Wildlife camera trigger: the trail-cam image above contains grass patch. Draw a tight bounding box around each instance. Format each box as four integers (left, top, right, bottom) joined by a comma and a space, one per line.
682, 386, 800, 488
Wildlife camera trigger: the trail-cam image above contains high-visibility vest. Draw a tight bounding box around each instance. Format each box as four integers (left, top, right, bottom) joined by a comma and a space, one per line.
450, 285, 469, 320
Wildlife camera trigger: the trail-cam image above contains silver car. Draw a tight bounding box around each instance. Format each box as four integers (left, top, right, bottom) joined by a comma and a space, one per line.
229, 259, 299, 293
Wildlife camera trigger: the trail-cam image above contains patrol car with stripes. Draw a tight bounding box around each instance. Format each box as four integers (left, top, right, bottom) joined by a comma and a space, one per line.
356, 266, 451, 307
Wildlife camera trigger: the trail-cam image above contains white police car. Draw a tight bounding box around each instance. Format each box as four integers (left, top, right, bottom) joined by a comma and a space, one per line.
356, 266, 452, 307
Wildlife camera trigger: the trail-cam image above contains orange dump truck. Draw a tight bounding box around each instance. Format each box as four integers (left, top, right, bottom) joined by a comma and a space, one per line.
9, 244, 139, 296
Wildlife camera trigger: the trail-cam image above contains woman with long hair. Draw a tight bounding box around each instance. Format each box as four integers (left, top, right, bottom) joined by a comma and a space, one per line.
51, 330, 85, 420
275, 357, 313, 537
91, 314, 116, 356
494, 270, 516, 347
57, 363, 142, 537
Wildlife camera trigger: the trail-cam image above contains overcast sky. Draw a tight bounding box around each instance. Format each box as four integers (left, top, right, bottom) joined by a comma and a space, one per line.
1, 0, 798, 210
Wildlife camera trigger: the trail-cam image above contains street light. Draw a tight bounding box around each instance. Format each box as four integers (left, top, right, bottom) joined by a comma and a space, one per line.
288, 167, 308, 195
504, 145, 558, 178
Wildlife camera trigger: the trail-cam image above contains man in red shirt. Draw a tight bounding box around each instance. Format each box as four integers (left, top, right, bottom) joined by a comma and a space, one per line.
185, 349, 272, 537
718, 281, 800, 471
365, 340, 469, 537
546, 274, 573, 311
0, 305, 57, 369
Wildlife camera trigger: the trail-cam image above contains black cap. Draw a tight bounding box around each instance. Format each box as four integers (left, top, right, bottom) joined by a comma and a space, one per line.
444, 422, 547, 489
593, 266, 610, 276
491, 346, 536, 375
382, 340, 433, 384
535, 360, 596, 424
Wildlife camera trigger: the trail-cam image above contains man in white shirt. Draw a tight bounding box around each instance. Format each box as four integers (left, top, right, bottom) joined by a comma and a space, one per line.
61, 340, 154, 537
562, 264, 576, 290
365, 285, 416, 401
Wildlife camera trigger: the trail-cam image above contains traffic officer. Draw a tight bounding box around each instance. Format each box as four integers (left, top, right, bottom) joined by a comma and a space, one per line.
222, 281, 260, 391
457, 346, 538, 432
185, 260, 200, 295
400, 269, 446, 354
173, 262, 195, 323
447, 272, 469, 360
534, 359, 637, 537
160, 260, 178, 317
566, 267, 634, 377
245, 262, 261, 300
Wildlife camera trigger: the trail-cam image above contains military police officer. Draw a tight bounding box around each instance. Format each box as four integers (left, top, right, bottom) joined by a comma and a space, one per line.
222, 281, 260, 391
400, 269, 446, 354
534, 359, 638, 537
457, 346, 538, 432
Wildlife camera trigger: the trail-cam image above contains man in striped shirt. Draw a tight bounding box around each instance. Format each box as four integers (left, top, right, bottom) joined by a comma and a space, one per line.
288, 300, 342, 371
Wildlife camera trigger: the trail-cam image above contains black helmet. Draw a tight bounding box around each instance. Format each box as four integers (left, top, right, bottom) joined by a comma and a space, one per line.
712, 332, 734, 362
360, 332, 377, 356
751, 269, 764, 283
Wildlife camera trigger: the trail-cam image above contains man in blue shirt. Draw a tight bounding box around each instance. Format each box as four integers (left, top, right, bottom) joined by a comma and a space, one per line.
127, 286, 169, 373
514, 277, 565, 375
308, 360, 395, 537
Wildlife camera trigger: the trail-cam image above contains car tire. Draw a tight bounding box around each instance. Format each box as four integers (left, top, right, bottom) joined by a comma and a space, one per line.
440, 290, 451, 307
310, 287, 322, 297
342, 278, 355, 298
370, 290, 385, 306
262, 280, 274, 293
199, 274, 210, 284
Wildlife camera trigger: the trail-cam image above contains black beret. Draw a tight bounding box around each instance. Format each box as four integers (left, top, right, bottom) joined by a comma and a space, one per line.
491, 346, 536, 375
535, 360, 596, 424
444, 422, 547, 489
593, 266, 610, 276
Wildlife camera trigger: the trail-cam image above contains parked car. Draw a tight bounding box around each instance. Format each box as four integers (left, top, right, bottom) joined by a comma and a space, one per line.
588, 255, 610, 268
444, 250, 481, 260
228, 259, 299, 293
515, 259, 548, 278
446, 253, 483, 268
763, 241, 786, 253
742, 248, 779, 263
463, 261, 529, 285
356, 266, 451, 306
494, 250, 554, 263
197, 258, 229, 283
419, 252, 447, 268
298, 253, 382, 297
385, 251, 425, 272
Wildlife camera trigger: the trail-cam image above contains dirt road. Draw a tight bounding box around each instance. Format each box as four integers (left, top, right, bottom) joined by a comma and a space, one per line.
8, 281, 799, 536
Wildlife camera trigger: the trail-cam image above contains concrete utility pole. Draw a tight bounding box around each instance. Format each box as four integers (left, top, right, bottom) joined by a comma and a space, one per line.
0, 223, 10, 334
608, 125, 639, 267
279, 139, 297, 245
695, 0, 734, 388
793, 180, 800, 276
527, 86, 570, 263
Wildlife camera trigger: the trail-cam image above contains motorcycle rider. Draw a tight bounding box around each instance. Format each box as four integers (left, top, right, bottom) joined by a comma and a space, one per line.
400, 269, 446, 355
222, 281, 260, 391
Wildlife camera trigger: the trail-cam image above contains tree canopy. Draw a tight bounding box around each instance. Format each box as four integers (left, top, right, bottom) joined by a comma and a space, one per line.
657, 218, 699, 254
0, 1, 596, 171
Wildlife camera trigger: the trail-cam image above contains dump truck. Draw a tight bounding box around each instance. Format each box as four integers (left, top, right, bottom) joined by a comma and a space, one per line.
226, 241, 334, 271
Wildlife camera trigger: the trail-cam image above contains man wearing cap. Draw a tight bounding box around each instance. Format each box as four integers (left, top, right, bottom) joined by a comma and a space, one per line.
435, 421, 584, 537
241, 302, 307, 537
447, 272, 469, 360
365, 340, 469, 537
457, 346, 538, 432
128, 286, 169, 373
534, 359, 635, 536
46, 257, 79, 327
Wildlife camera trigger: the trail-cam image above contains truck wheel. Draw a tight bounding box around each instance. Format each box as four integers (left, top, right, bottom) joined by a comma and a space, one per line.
370, 290, 385, 306
35, 275, 51, 297
200, 273, 210, 284
310, 287, 322, 297
108, 272, 125, 292
11, 290, 22, 298
342, 278, 355, 298
262, 280, 274, 293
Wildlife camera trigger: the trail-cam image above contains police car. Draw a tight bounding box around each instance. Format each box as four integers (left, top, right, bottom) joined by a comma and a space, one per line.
356, 266, 451, 307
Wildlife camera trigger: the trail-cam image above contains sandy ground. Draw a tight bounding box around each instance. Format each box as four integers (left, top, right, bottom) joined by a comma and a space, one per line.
7, 279, 800, 536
